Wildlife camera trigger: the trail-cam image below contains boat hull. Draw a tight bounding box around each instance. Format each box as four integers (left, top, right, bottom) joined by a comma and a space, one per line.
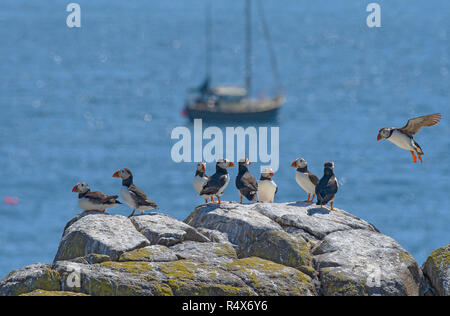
185, 106, 281, 121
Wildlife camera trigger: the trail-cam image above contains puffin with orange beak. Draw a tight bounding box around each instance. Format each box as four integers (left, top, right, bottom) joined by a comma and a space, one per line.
235, 158, 258, 204
113, 168, 158, 217
291, 158, 319, 203
72, 182, 121, 213
257, 167, 277, 203
193, 162, 211, 204
377, 113, 441, 163
200, 159, 234, 204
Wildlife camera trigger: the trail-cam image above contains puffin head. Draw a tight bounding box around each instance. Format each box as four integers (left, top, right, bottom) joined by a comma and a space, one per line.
261, 167, 274, 179
238, 158, 251, 166
217, 158, 234, 169
113, 168, 132, 180
291, 158, 307, 168
196, 162, 206, 172
72, 182, 90, 193
324, 161, 335, 175
377, 128, 391, 141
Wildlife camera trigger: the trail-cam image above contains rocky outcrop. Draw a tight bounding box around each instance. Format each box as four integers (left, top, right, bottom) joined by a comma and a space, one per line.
0, 202, 437, 296
421, 244, 449, 296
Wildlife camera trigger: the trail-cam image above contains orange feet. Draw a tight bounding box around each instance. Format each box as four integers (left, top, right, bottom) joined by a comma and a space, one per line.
410, 151, 417, 163
210, 196, 216, 203
418, 153, 423, 163
304, 194, 312, 203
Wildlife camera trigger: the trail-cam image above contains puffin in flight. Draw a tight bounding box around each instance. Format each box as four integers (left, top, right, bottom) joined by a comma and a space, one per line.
72, 182, 121, 213
291, 158, 319, 203
315, 162, 339, 210
235, 158, 258, 204
377, 113, 441, 163
193, 162, 212, 204
257, 167, 277, 203
200, 159, 234, 204
113, 168, 158, 217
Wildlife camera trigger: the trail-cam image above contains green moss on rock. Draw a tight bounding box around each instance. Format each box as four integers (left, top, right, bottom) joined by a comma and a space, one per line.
248, 230, 313, 269
20, 289, 89, 296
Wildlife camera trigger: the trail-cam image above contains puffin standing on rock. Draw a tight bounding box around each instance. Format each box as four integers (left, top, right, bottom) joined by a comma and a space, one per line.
257, 167, 277, 203
291, 158, 319, 203
235, 158, 258, 204
377, 113, 441, 163
113, 168, 158, 217
72, 182, 121, 213
200, 159, 234, 204
316, 162, 339, 211
193, 162, 211, 204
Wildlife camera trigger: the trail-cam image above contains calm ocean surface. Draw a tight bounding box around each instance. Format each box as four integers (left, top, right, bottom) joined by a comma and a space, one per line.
0, 0, 449, 277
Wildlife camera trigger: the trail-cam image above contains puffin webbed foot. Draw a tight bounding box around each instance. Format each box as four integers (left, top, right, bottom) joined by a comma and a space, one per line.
410, 151, 417, 163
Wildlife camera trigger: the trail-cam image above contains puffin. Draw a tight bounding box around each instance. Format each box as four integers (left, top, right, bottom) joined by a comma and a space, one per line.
257, 167, 277, 203
291, 158, 319, 203
193, 162, 212, 204
235, 158, 259, 204
199, 159, 234, 204
72, 182, 121, 213
377, 113, 441, 163
112, 168, 158, 217
315, 162, 339, 210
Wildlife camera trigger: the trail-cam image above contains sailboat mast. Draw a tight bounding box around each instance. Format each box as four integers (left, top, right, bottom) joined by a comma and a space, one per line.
245, 0, 252, 98
205, 0, 212, 80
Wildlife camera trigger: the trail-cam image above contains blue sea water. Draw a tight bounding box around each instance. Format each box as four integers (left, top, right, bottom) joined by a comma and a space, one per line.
0, 0, 449, 278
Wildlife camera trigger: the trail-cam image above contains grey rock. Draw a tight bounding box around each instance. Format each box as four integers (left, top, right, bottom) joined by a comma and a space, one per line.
422, 244, 449, 296
54, 214, 150, 262
0, 263, 61, 296
170, 241, 237, 264
119, 245, 178, 262
131, 214, 209, 246
313, 229, 422, 296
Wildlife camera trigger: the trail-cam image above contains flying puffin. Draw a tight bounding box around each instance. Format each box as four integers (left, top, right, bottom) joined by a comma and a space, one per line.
235, 158, 258, 204
377, 113, 441, 163
193, 162, 211, 204
315, 162, 339, 210
257, 167, 277, 203
291, 158, 319, 203
112, 168, 158, 217
199, 159, 234, 204
72, 182, 121, 213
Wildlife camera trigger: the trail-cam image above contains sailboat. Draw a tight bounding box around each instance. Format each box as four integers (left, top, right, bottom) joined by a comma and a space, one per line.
183, 0, 285, 121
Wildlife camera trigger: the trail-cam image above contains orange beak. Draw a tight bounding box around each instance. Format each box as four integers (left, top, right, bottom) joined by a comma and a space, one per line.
270, 172, 274, 177
112, 170, 120, 178
291, 160, 297, 168
202, 163, 206, 172
377, 133, 382, 141
72, 185, 79, 193
227, 161, 235, 168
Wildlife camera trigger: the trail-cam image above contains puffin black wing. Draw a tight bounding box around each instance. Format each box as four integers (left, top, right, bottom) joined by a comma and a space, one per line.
129, 184, 158, 208
200, 174, 227, 195
236, 171, 258, 200
84, 192, 121, 205
308, 173, 319, 186
400, 113, 441, 136
315, 176, 338, 205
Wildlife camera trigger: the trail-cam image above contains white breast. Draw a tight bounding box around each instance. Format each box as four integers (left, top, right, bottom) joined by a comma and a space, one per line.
387, 130, 414, 151
78, 198, 105, 211
257, 180, 277, 203
193, 175, 208, 194
216, 174, 230, 196
121, 186, 136, 209
295, 171, 316, 194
